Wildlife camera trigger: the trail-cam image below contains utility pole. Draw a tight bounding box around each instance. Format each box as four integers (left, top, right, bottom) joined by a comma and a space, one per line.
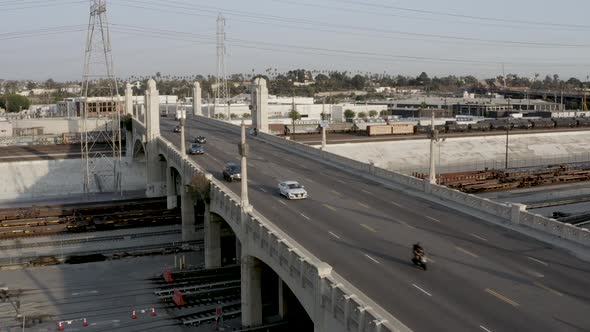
239, 120, 249, 209
178, 107, 186, 157
428, 108, 437, 184
505, 116, 510, 169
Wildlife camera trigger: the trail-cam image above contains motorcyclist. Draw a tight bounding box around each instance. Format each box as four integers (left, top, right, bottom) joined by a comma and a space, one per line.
413, 242, 424, 259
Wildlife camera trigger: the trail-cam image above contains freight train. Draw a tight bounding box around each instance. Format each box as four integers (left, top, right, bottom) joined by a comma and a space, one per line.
282, 117, 590, 136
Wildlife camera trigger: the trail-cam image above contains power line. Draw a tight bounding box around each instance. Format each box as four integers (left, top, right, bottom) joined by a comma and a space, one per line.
106, 24, 590, 69
114, 0, 590, 49
264, 0, 590, 32
322, 0, 590, 30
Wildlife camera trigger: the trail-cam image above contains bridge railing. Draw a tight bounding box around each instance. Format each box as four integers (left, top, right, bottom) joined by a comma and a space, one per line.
194, 116, 590, 249
154, 133, 411, 332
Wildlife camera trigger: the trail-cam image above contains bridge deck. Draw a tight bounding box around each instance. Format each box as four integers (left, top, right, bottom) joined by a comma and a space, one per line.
161, 117, 590, 332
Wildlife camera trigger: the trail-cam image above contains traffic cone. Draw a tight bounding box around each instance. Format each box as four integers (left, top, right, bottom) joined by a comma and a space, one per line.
151, 308, 156, 316
58, 322, 64, 331
132, 309, 137, 319
83, 318, 88, 327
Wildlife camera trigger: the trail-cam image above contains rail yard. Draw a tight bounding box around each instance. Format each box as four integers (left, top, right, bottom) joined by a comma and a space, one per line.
0, 197, 179, 239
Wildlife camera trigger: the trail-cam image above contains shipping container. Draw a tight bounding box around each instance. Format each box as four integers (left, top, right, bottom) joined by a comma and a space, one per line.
367, 125, 392, 136
390, 123, 415, 135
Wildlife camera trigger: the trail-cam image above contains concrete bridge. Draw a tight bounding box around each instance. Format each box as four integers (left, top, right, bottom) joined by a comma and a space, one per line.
129, 79, 409, 331
129, 79, 590, 332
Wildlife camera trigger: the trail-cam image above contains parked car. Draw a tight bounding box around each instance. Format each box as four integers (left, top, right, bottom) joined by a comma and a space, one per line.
278, 181, 308, 200
188, 144, 204, 155
173, 126, 181, 133
223, 163, 241, 182
194, 136, 206, 144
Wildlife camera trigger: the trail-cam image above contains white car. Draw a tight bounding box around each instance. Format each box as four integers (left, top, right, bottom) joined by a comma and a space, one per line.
278, 181, 308, 200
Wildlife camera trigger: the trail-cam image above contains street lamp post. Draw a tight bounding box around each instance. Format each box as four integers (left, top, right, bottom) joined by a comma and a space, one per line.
177, 107, 187, 156
239, 120, 250, 210
505, 116, 510, 169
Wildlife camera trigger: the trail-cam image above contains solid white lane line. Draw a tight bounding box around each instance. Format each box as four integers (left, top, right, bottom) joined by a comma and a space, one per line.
259, 188, 267, 193
479, 325, 493, 332
329, 231, 341, 239
412, 284, 432, 297
365, 254, 380, 264
456, 246, 479, 258
469, 233, 488, 242
300, 213, 310, 221
331, 190, 342, 196
358, 202, 370, 209
277, 200, 287, 206
390, 201, 402, 207
527, 256, 548, 266
304, 177, 315, 183
360, 224, 377, 233
335, 179, 346, 184
361, 189, 373, 195
319, 172, 329, 176
426, 216, 441, 223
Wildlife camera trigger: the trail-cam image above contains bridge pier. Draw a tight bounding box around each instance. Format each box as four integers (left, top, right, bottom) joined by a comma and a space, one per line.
204, 203, 222, 269
145, 79, 166, 197
166, 168, 177, 209
278, 277, 286, 319
241, 254, 263, 327
181, 187, 197, 241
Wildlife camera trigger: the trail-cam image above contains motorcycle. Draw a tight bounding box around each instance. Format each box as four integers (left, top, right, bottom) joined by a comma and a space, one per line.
412, 252, 427, 270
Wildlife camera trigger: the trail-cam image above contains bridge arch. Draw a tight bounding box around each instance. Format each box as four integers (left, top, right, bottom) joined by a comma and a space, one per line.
132, 138, 146, 160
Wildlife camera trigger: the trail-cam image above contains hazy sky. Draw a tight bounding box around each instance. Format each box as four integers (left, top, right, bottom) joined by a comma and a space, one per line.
1, 0, 589, 81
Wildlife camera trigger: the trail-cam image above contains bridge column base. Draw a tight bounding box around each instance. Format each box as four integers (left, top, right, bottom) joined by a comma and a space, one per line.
181, 189, 197, 241
204, 203, 222, 269
241, 255, 262, 327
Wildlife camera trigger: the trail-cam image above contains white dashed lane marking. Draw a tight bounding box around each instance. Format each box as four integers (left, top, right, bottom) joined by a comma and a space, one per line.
412, 284, 432, 297
365, 254, 380, 264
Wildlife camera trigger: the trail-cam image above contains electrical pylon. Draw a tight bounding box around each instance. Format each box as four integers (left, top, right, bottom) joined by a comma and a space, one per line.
80, 0, 122, 194
214, 13, 230, 117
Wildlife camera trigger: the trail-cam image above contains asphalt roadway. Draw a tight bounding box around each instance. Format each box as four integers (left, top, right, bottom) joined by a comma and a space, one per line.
161, 116, 590, 332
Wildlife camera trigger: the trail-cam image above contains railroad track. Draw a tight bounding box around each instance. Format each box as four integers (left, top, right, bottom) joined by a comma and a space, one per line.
0, 228, 183, 250
0, 240, 203, 267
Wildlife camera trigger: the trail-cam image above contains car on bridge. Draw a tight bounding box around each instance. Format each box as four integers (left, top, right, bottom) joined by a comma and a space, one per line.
188, 144, 204, 155
194, 136, 206, 144
223, 163, 241, 182
278, 181, 308, 200
173, 125, 181, 133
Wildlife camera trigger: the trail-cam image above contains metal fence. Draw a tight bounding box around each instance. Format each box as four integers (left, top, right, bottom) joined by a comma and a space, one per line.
395, 152, 590, 175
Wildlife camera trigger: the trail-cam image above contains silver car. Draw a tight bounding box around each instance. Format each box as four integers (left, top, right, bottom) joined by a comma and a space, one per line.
278, 181, 308, 200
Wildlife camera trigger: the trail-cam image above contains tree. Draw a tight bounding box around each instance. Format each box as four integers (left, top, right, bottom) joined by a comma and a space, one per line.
358, 112, 367, 118
379, 110, 388, 116
368, 110, 378, 118
26, 81, 37, 90
214, 113, 226, 120
0, 94, 31, 112
230, 113, 238, 119
344, 109, 355, 119
242, 112, 251, 119
288, 109, 301, 136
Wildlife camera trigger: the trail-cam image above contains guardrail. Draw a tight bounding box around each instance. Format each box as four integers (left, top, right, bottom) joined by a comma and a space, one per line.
196, 116, 590, 250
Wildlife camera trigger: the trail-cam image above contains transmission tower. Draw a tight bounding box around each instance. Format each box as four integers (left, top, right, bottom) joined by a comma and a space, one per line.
214, 13, 230, 117
81, 0, 122, 194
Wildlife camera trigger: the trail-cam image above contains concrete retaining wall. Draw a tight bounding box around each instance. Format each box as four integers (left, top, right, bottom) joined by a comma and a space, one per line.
0, 158, 146, 201
11, 118, 113, 135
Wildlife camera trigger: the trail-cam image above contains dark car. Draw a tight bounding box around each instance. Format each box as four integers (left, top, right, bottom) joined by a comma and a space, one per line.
188, 144, 204, 155
173, 126, 181, 133
223, 163, 241, 182
194, 135, 206, 144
